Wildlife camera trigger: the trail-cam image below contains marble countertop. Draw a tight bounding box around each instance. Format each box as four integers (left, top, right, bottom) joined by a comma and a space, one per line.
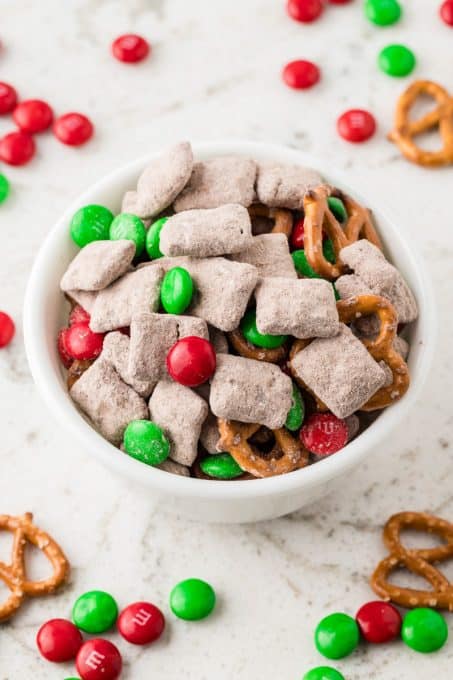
1, 1, 452, 678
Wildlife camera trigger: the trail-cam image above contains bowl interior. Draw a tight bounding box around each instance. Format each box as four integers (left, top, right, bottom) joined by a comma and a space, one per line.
23, 141, 435, 501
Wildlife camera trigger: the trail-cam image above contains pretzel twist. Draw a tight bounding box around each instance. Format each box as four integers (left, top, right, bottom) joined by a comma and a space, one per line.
0, 513, 69, 621
370, 512, 453, 611
248, 204, 293, 238
303, 186, 382, 280
388, 80, 453, 167
337, 295, 410, 410
227, 329, 288, 363
217, 419, 309, 478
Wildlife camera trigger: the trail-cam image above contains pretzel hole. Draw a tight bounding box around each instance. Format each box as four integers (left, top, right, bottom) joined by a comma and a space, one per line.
0, 532, 13, 564
24, 542, 55, 581
249, 427, 278, 456
409, 94, 440, 123
414, 127, 446, 153
387, 567, 440, 592
400, 528, 448, 551
250, 215, 274, 236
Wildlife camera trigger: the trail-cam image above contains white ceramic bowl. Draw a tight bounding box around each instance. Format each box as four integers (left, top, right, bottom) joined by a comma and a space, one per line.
24, 141, 435, 523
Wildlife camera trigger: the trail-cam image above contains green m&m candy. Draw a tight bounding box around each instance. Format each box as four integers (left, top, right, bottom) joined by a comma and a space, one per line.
241, 309, 287, 349
401, 608, 448, 653
161, 266, 194, 314
315, 613, 360, 659
200, 453, 244, 480
285, 384, 305, 431
303, 667, 345, 680
72, 590, 118, 633
327, 196, 347, 223
292, 239, 336, 278
146, 216, 167, 259
0, 174, 10, 204
70, 204, 114, 248
378, 44, 416, 77
123, 420, 170, 466
109, 212, 146, 255
365, 0, 401, 26
170, 578, 216, 621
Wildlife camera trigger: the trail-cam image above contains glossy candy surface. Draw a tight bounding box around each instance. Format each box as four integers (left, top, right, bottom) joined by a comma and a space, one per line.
65, 323, 104, 361
160, 267, 194, 314
440, 0, 453, 25
292, 239, 335, 278
327, 196, 347, 223
13, 99, 53, 133
76, 638, 122, 680
282, 60, 320, 89
285, 384, 305, 431
109, 212, 146, 255
0, 173, 10, 204
36, 618, 83, 662
53, 113, 94, 146
200, 453, 244, 479
69, 305, 91, 326
378, 44, 416, 77
287, 0, 323, 22
0, 82, 18, 114
123, 420, 170, 465
401, 608, 448, 653
337, 109, 376, 143
72, 590, 118, 634
146, 217, 167, 259
70, 204, 114, 247
170, 578, 216, 620
364, 0, 401, 25
300, 414, 348, 456
356, 600, 402, 643
166, 336, 216, 387
315, 612, 360, 659
303, 667, 345, 680
0, 311, 15, 348
0, 131, 35, 165
241, 310, 288, 349
117, 601, 165, 644
112, 34, 150, 63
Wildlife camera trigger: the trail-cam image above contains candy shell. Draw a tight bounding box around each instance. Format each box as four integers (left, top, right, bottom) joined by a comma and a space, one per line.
36, 618, 83, 662
401, 608, 448, 653
72, 591, 118, 634
146, 217, 167, 259
315, 612, 360, 659
117, 601, 165, 645
200, 453, 244, 480
70, 205, 114, 247
160, 266, 194, 314
241, 310, 287, 349
170, 578, 216, 621
109, 212, 146, 256
123, 420, 170, 466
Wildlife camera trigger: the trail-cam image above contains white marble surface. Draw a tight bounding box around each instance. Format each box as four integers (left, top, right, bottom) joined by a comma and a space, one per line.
1, 0, 452, 678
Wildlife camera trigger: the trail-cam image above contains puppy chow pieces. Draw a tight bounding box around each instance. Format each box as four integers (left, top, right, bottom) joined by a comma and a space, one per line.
60, 240, 135, 292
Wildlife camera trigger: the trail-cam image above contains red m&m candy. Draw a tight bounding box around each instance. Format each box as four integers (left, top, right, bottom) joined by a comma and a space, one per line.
64, 322, 104, 360
337, 109, 376, 143
0, 130, 36, 165
300, 413, 348, 456
36, 618, 83, 662
0, 311, 15, 348
69, 305, 91, 326
0, 82, 18, 114
282, 60, 320, 90
76, 639, 122, 680
166, 336, 216, 387
118, 601, 165, 645
53, 113, 94, 146
287, 0, 324, 22
13, 99, 53, 134
440, 0, 453, 25
356, 601, 402, 643
112, 34, 150, 63
57, 328, 73, 368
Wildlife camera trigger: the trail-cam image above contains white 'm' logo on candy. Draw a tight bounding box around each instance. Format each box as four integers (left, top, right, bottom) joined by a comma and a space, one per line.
133, 608, 152, 626
85, 650, 105, 669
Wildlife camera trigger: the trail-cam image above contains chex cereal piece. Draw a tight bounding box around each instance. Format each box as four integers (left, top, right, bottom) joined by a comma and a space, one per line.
199, 412, 221, 453
128, 313, 208, 382
159, 204, 253, 257
89, 264, 164, 332
120, 191, 151, 228
60, 240, 135, 292
208, 326, 229, 354
335, 274, 372, 300
340, 241, 418, 323
290, 324, 387, 418
125, 141, 193, 219
66, 290, 97, 313
70, 358, 149, 444
101, 331, 154, 397
255, 277, 339, 338
173, 156, 257, 211
149, 379, 208, 465
255, 161, 322, 209
209, 354, 293, 429
232, 234, 297, 279
156, 459, 190, 476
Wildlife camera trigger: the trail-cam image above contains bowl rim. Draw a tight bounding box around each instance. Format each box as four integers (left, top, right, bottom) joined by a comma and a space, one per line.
23, 139, 437, 501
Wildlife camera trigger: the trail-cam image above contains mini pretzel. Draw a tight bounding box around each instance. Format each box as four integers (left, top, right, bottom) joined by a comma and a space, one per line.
217, 418, 309, 478
67, 359, 94, 389
303, 186, 382, 280
0, 513, 69, 621
388, 80, 453, 167
227, 328, 288, 363
337, 295, 409, 411
248, 204, 293, 238
371, 512, 453, 611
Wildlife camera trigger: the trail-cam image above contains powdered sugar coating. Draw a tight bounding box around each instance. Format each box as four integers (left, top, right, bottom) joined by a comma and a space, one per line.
101, 331, 154, 398
60, 240, 135, 292
255, 161, 322, 209
232, 233, 297, 279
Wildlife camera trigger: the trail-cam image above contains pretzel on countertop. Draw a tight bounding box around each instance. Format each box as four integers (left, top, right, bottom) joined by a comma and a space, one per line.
337, 295, 409, 411
0, 513, 69, 621
248, 204, 293, 238
371, 512, 453, 611
217, 419, 309, 478
303, 185, 382, 280
388, 80, 453, 167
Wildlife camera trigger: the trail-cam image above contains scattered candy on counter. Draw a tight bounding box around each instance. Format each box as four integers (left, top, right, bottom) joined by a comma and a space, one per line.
53, 112, 94, 146
337, 109, 377, 143
303, 667, 345, 680
0, 130, 36, 165
76, 638, 122, 680
169, 578, 216, 621
0, 173, 10, 203
282, 59, 321, 90
72, 590, 119, 634
401, 608, 448, 653
36, 618, 83, 662
0, 81, 18, 114
378, 43, 416, 78
440, 0, 453, 25
315, 612, 360, 660
286, 0, 324, 23
117, 601, 165, 644
112, 34, 151, 63
13, 99, 53, 133
0, 311, 15, 347
355, 601, 402, 643
364, 0, 402, 26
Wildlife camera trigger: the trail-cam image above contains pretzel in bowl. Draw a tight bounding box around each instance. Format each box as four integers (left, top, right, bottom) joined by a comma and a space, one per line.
337, 294, 409, 411
388, 80, 453, 167
0, 512, 69, 621
303, 185, 382, 280
248, 204, 293, 239
217, 418, 309, 478
371, 512, 453, 611
227, 328, 288, 363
